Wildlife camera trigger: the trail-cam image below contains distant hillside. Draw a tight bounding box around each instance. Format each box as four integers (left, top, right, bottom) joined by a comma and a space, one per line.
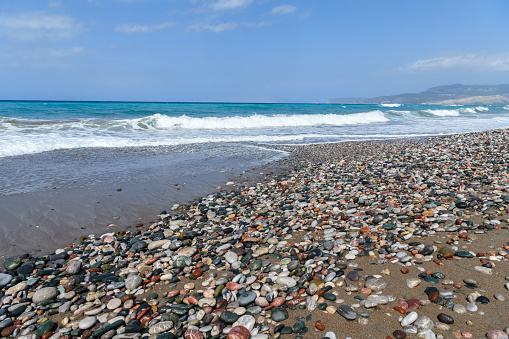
328, 84, 509, 105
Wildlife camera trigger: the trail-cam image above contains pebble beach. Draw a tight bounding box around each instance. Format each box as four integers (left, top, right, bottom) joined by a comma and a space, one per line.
2, 129, 509, 339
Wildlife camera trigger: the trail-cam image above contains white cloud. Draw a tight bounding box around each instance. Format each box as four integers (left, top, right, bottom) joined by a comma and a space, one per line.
269, 5, 296, 15
210, 0, 253, 10
0, 11, 82, 40
37, 46, 85, 58
116, 22, 175, 33
188, 22, 237, 33
404, 53, 509, 72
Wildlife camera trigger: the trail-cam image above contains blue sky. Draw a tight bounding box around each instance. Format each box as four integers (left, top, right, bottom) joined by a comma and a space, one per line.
0, 0, 508, 102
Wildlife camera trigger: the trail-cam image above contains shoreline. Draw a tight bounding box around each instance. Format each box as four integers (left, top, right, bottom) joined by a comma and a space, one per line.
1, 129, 509, 339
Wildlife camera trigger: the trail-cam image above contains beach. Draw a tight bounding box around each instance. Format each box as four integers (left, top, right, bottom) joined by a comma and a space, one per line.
1, 129, 509, 339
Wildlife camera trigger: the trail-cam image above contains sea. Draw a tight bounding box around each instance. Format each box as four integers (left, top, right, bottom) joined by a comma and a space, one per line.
1, 101, 509, 255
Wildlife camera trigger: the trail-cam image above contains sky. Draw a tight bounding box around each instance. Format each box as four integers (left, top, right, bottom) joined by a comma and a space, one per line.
0, 0, 508, 103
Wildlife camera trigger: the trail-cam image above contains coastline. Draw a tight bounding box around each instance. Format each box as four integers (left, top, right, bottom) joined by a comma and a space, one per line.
1, 129, 509, 339
0, 143, 287, 258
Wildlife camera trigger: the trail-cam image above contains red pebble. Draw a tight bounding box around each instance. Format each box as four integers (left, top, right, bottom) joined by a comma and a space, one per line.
398, 300, 408, 309
428, 292, 439, 302
401, 267, 409, 274
227, 325, 251, 339
226, 282, 242, 291
1, 327, 15, 337
188, 295, 199, 305
393, 306, 406, 314
315, 320, 325, 331
406, 298, 421, 309
184, 329, 204, 339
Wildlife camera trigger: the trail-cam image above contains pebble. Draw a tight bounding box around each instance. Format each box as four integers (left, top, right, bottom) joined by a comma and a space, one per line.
1, 131, 509, 339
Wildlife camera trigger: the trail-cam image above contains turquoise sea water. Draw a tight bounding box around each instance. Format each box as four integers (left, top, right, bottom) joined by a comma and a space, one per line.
2, 101, 509, 158
2, 101, 509, 256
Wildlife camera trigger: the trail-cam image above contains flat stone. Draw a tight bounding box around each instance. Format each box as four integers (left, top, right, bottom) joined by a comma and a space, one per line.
271, 307, 289, 322
176, 247, 197, 257
3, 257, 21, 271
406, 278, 421, 288
148, 240, 170, 250
486, 330, 509, 339
220, 311, 239, 324
232, 315, 256, 331
79, 317, 97, 330
32, 287, 58, 304
107, 298, 122, 310
437, 313, 454, 324
413, 315, 434, 332
337, 305, 356, 320
148, 321, 174, 335
0, 273, 13, 288
66, 260, 82, 275
125, 275, 143, 290
275, 276, 296, 288
453, 304, 466, 314
237, 291, 257, 306
224, 252, 238, 264
401, 311, 418, 326
364, 278, 388, 292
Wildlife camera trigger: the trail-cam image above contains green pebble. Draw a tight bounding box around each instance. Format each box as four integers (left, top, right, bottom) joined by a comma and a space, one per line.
424, 276, 439, 284
431, 272, 445, 279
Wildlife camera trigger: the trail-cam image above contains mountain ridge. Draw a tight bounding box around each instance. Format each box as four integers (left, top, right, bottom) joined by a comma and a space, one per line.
328, 84, 509, 105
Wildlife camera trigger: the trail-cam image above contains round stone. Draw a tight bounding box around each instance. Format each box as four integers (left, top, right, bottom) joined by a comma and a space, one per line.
365, 278, 388, 292
401, 312, 418, 326
337, 305, 356, 320
32, 287, 58, 304
437, 313, 454, 324
238, 291, 257, 306
0, 273, 13, 288
107, 298, 122, 310
393, 330, 406, 339
275, 276, 297, 288
3, 257, 21, 271
66, 260, 82, 275
232, 315, 256, 331
220, 311, 239, 324
125, 275, 143, 290
271, 307, 289, 322
79, 317, 97, 330
414, 315, 434, 332
224, 252, 238, 264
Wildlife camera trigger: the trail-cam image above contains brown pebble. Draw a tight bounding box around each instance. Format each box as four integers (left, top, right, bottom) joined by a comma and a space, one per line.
393, 329, 406, 339
429, 292, 439, 302
41, 331, 54, 339
400, 267, 409, 274
315, 320, 325, 331
1, 327, 15, 337
192, 269, 203, 278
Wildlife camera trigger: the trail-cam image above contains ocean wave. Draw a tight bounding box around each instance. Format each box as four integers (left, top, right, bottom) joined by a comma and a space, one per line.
126, 111, 389, 130
380, 103, 402, 107
0, 111, 389, 132
475, 106, 489, 112
423, 109, 460, 117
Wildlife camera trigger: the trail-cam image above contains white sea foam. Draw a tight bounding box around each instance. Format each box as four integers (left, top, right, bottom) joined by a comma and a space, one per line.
475, 106, 489, 112
0, 133, 355, 158
381, 103, 402, 107
126, 111, 389, 130
459, 107, 477, 114
424, 109, 460, 117
0, 111, 388, 132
